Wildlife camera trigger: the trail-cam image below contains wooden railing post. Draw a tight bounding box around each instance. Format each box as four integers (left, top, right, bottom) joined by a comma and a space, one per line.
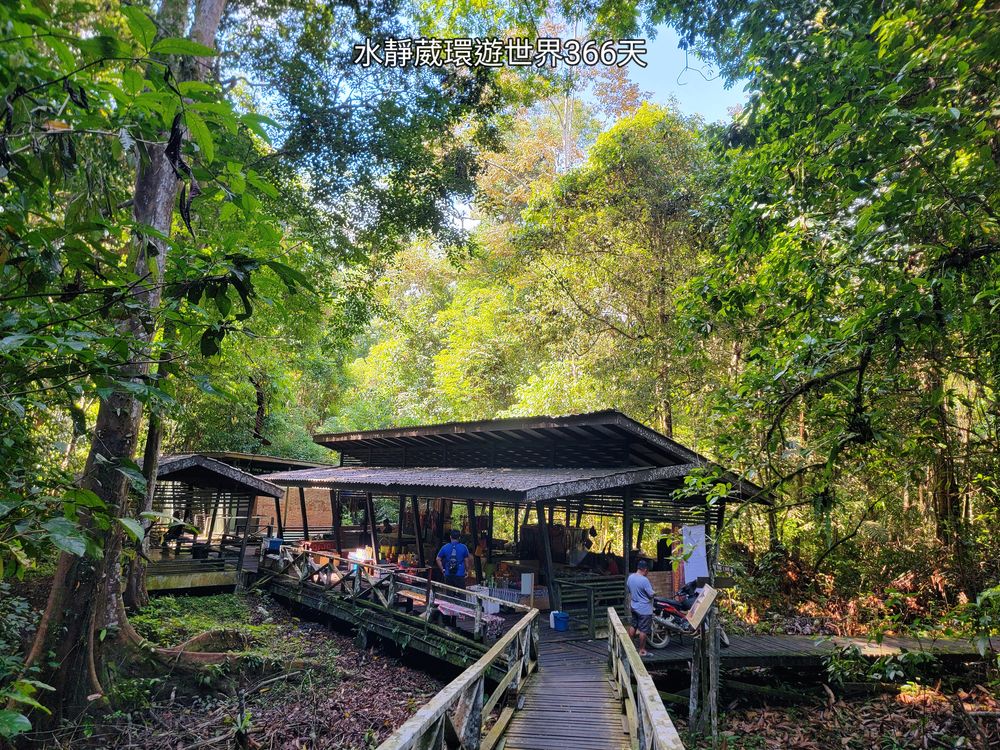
607, 607, 685, 750
376, 609, 539, 750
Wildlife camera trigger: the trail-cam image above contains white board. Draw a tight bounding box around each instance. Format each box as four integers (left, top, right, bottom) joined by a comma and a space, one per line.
682, 525, 708, 584
520, 572, 535, 596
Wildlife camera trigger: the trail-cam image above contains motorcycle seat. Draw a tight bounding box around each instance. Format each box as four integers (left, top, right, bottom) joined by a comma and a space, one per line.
655, 596, 683, 608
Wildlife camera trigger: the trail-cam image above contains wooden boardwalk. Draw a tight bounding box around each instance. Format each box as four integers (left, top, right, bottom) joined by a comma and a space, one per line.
642, 632, 995, 668
503, 630, 630, 750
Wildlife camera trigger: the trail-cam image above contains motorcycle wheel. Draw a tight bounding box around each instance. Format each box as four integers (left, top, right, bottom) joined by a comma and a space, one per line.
648, 622, 671, 649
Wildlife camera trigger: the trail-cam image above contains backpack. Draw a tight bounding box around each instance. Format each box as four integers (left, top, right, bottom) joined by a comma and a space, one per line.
447, 543, 460, 576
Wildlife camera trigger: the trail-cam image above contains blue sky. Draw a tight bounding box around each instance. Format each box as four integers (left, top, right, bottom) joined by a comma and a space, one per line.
630, 27, 747, 123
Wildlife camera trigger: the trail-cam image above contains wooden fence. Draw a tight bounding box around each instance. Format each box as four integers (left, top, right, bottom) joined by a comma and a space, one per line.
607, 607, 686, 750
258, 545, 528, 642
376, 608, 539, 750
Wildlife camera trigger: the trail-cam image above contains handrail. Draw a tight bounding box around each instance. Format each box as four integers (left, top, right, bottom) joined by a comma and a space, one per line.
259, 545, 528, 641
287, 545, 531, 612
554, 579, 598, 638
555, 577, 626, 638
377, 608, 539, 750
607, 607, 685, 750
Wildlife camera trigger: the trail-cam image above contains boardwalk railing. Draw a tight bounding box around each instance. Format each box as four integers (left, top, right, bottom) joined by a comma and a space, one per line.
607, 607, 685, 750
554, 576, 627, 638
376, 608, 540, 750
259, 545, 528, 641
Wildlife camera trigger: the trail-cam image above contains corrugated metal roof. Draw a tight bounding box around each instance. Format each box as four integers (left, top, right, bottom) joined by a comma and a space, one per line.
309, 410, 764, 501
156, 454, 285, 497
261, 464, 702, 503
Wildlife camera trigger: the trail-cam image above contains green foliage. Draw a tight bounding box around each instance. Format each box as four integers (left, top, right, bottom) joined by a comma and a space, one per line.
329, 103, 714, 434
0, 0, 276, 584
546, 0, 1000, 599
131, 594, 272, 646
108, 676, 164, 711
0, 583, 50, 739
823, 642, 940, 686
958, 585, 1000, 675
1, 0, 536, 602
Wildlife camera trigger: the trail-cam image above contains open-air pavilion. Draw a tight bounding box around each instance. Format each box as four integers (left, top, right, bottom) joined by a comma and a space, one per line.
260, 410, 765, 616
146, 453, 291, 589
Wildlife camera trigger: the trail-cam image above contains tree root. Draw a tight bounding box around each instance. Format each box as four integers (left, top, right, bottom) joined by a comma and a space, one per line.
124, 625, 256, 668
169, 629, 253, 653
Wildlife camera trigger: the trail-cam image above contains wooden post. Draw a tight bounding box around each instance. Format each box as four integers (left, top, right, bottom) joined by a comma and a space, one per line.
623, 488, 633, 571
333, 490, 343, 555
411, 495, 426, 568
547, 502, 554, 526
397, 495, 405, 550
487, 501, 494, 562
565, 498, 570, 527
436, 498, 445, 546
671, 522, 682, 592
636, 504, 646, 558
299, 486, 310, 541
234, 514, 251, 587
179, 486, 193, 552
513, 501, 520, 546
575, 504, 584, 527
274, 496, 284, 539
365, 492, 378, 558
535, 500, 559, 610
424, 497, 433, 542
207, 488, 220, 546
466, 499, 482, 583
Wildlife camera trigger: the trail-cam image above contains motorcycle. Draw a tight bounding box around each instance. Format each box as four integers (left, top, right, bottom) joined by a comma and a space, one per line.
648, 583, 730, 649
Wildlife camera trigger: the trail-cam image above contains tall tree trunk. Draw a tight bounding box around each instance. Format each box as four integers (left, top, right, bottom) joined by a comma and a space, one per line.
29, 0, 225, 722
123, 411, 163, 610
926, 366, 961, 545
655, 232, 673, 437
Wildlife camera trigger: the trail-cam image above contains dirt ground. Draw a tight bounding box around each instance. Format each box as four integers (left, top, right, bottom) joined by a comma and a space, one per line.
31, 593, 444, 750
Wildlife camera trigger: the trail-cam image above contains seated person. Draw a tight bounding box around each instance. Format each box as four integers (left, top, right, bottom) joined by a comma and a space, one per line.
161, 521, 196, 549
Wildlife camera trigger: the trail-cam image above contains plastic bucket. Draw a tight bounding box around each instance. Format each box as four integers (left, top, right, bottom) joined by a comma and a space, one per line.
265, 538, 282, 553
553, 611, 570, 632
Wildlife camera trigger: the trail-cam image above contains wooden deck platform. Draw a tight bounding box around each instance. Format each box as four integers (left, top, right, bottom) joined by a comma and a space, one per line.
642, 632, 995, 669
503, 629, 630, 750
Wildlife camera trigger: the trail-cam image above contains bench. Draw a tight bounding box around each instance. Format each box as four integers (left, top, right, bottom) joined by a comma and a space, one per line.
435, 600, 505, 639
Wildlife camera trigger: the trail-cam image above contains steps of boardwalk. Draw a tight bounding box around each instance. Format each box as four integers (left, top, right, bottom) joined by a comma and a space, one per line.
503, 629, 629, 750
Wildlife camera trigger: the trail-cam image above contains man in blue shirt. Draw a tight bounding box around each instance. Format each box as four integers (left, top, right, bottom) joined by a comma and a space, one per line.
626, 559, 655, 656
437, 529, 473, 589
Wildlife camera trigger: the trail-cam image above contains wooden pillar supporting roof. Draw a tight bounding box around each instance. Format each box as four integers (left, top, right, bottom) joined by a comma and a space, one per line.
397, 494, 405, 550
535, 500, 558, 610
623, 487, 633, 570
299, 486, 309, 540
365, 492, 378, 556
332, 489, 343, 555
411, 494, 426, 568
466, 499, 482, 583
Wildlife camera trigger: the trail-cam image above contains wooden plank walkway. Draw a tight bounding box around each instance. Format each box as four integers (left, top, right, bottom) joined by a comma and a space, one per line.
643, 632, 997, 668
503, 630, 630, 750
